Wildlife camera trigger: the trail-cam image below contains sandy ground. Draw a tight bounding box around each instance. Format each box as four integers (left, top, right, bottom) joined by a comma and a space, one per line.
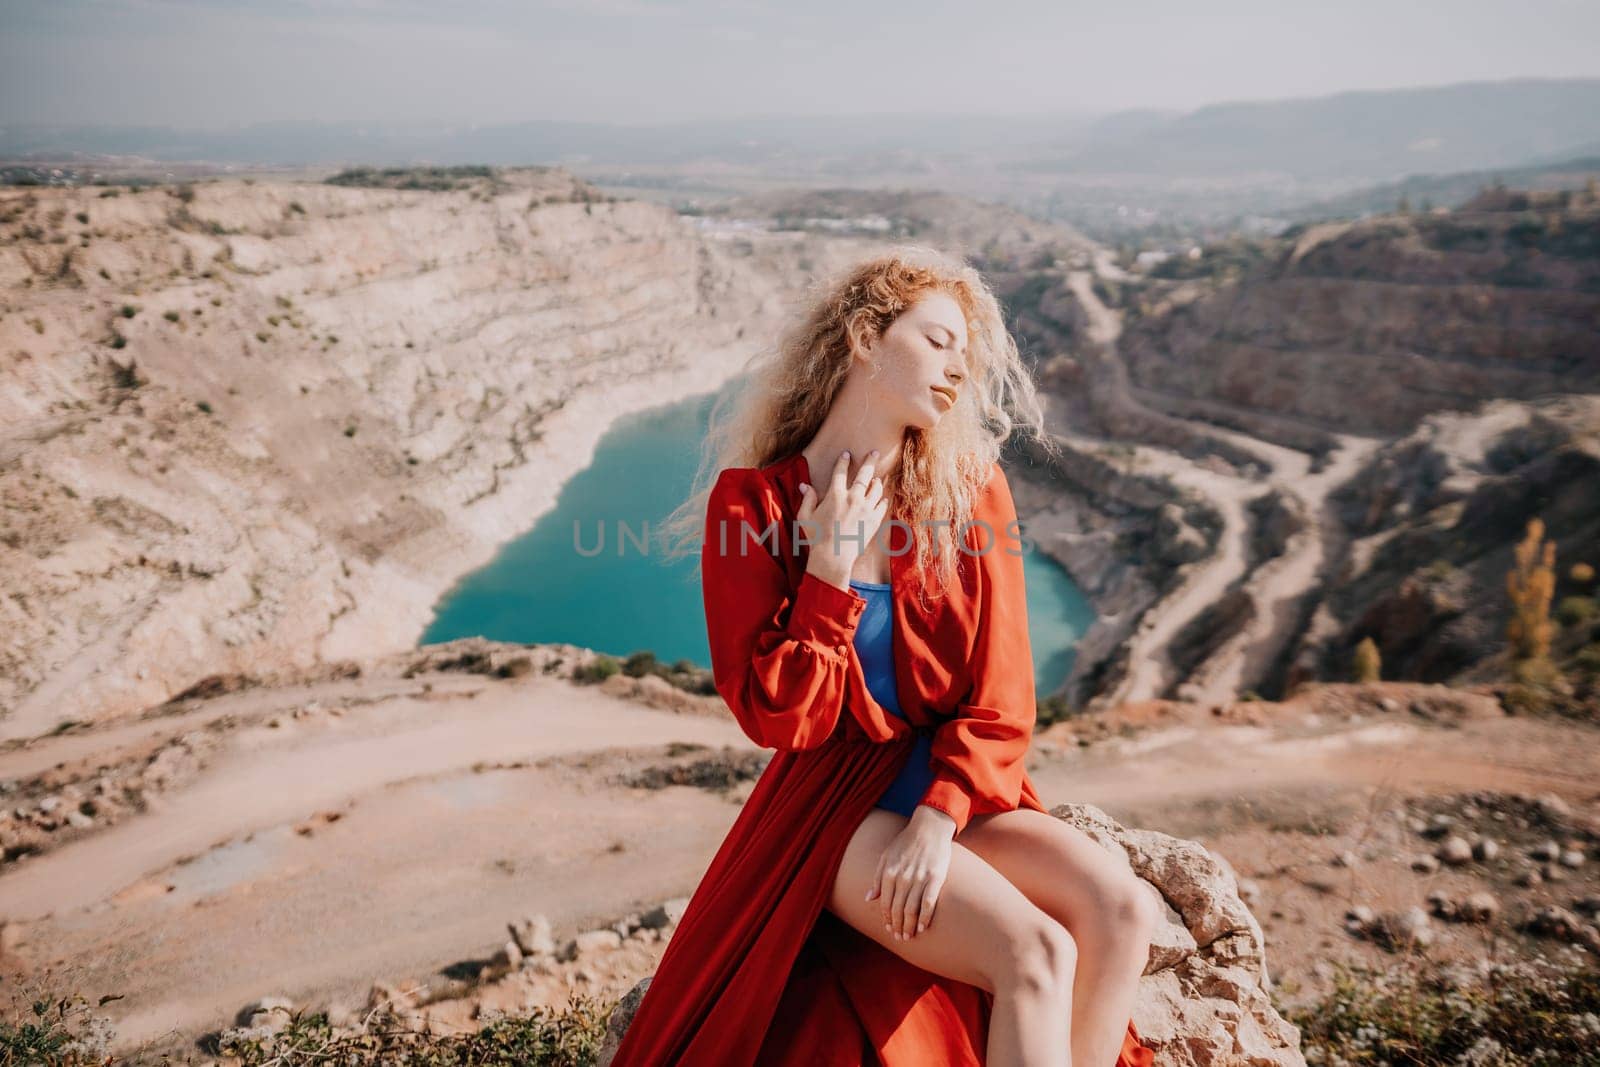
2, 667, 1596, 1060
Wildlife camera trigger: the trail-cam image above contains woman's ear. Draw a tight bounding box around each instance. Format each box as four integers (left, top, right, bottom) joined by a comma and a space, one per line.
844, 313, 877, 362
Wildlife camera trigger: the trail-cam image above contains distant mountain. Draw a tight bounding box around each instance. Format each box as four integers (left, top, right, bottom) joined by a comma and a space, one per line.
1022, 77, 1600, 183
0, 114, 1098, 170
5, 78, 1600, 189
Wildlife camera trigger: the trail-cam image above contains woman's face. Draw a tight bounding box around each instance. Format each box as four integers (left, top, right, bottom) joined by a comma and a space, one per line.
856, 290, 971, 431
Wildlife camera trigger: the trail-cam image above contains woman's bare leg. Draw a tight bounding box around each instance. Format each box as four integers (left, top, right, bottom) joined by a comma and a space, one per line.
826, 807, 1079, 1067
958, 809, 1162, 1067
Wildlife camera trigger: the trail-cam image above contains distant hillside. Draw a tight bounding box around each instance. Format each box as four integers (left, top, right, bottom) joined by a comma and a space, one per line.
1022, 77, 1600, 182
1117, 183, 1600, 437
6, 78, 1600, 190
1288, 155, 1600, 220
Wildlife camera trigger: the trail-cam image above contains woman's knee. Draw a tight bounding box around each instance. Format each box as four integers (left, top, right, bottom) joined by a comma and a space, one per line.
990, 913, 1077, 997
1102, 871, 1163, 945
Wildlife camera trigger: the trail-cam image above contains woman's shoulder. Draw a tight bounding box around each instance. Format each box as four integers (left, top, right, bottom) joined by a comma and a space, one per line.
706, 463, 786, 524
709, 454, 804, 507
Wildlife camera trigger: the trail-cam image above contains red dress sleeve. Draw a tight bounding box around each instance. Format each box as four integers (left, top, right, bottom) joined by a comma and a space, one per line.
701, 466, 869, 751
917, 462, 1036, 834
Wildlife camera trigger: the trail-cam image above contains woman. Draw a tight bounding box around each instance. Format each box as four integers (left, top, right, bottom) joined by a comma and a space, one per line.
613, 247, 1158, 1066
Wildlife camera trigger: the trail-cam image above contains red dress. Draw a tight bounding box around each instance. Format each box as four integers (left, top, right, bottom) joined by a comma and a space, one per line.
608, 451, 1154, 1066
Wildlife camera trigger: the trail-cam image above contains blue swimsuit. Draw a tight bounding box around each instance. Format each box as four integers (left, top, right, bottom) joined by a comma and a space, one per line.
849, 578, 936, 816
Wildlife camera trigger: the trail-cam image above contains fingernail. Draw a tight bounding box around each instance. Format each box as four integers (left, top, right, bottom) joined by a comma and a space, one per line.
800, 482, 809, 492
917, 923, 925, 934
842, 450, 850, 459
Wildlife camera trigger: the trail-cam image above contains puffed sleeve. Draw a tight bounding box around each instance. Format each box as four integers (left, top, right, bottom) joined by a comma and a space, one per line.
701, 466, 869, 751
917, 462, 1036, 834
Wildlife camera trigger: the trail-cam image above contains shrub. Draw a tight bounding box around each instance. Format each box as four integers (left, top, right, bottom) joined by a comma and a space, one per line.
1352, 636, 1381, 683
574, 655, 620, 684
1282, 954, 1600, 1066
1556, 596, 1597, 628
1506, 517, 1556, 661
623, 650, 658, 678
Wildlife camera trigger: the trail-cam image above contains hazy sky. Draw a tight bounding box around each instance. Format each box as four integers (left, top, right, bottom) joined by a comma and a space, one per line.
4, 0, 1599, 128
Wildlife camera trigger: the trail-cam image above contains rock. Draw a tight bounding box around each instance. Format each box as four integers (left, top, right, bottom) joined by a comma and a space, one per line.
1410, 854, 1440, 874
1559, 848, 1586, 868
1356, 907, 1434, 951
1532, 840, 1562, 862
575, 929, 624, 955
1331, 850, 1359, 868
245, 996, 296, 1035
1460, 892, 1500, 924
1522, 906, 1600, 953
1434, 891, 1500, 924
509, 914, 555, 957
1436, 835, 1473, 865
1534, 793, 1572, 821
600, 803, 1304, 1067
633, 896, 691, 934
1423, 813, 1454, 838
1472, 837, 1499, 862
1515, 867, 1542, 887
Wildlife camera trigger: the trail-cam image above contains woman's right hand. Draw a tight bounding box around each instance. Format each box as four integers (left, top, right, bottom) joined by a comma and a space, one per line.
799, 449, 887, 587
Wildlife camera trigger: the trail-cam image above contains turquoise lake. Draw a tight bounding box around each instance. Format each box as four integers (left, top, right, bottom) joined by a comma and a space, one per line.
420, 391, 1096, 698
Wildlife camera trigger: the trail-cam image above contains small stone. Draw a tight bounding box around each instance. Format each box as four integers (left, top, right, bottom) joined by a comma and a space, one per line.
1535, 793, 1572, 821
1437, 836, 1473, 866
509, 914, 555, 957
574, 929, 623, 955
1332, 850, 1359, 868
1411, 854, 1440, 874
1532, 840, 1562, 862
1459, 892, 1499, 923
1559, 849, 1585, 869
1472, 837, 1499, 862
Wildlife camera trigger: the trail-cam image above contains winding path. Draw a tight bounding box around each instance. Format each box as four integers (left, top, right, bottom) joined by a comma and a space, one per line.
1058, 264, 1381, 706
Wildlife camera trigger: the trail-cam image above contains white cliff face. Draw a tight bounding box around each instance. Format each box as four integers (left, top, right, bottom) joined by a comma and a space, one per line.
0, 170, 840, 740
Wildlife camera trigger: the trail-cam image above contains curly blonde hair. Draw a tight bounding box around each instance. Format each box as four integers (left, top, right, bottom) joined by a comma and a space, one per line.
660, 243, 1056, 599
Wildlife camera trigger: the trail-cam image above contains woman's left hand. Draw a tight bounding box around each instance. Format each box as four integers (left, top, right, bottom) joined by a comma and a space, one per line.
866, 806, 956, 940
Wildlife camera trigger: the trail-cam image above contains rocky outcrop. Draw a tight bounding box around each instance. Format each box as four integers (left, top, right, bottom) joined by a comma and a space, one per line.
600, 802, 1305, 1067
0, 170, 867, 739
1117, 190, 1600, 440
1293, 394, 1600, 688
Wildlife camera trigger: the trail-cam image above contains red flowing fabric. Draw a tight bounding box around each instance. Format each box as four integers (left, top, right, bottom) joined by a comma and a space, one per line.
608, 453, 1154, 1066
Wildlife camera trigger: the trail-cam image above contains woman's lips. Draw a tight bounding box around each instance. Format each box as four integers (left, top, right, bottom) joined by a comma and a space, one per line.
931, 385, 956, 408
